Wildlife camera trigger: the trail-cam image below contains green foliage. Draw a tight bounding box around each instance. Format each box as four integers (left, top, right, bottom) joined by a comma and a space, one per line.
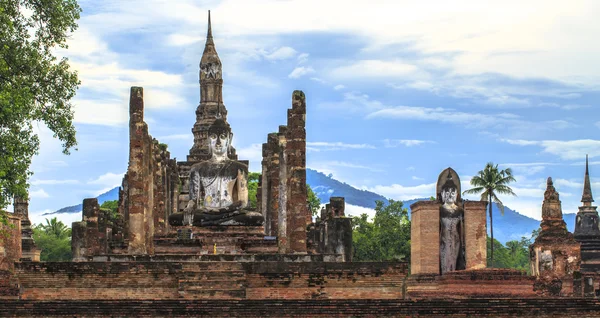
487, 232, 535, 273
463, 162, 516, 267
32, 217, 72, 261
352, 200, 410, 262
247, 172, 260, 209
158, 143, 168, 152
0, 0, 82, 215
307, 185, 321, 216
245, 172, 320, 215
100, 200, 118, 218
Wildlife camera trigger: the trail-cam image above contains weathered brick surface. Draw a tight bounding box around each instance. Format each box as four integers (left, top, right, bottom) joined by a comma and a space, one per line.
0, 215, 21, 271
13, 260, 407, 301
464, 200, 487, 270
2, 298, 600, 317
410, 201, 440, 275
407, 269, 536, 299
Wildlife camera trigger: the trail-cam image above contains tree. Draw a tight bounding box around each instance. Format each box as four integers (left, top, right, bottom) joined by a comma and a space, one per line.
463, 162, 516, 267
0, 1, 82, 217
307, 185, 321, 216
352, 200, 411, 262
246, 172, 321, 215
246, 172, 261, 210
32, 217, 72, 261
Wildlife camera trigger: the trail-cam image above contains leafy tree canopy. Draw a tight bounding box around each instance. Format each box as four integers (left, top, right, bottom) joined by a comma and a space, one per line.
352, 199, 410, 262
32, 217, 72, 261
0, 0, 82, 218
246, 172, 321, 215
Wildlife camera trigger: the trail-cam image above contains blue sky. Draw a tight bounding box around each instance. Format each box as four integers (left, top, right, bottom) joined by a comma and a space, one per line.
22, 0, 600, 225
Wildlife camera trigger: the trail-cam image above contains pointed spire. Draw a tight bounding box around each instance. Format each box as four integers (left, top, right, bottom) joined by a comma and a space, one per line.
207, 10, 213, 40
582, 154, 594, 205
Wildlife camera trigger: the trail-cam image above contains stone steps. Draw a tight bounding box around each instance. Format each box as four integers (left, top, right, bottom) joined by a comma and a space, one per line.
2, 299, 600, 317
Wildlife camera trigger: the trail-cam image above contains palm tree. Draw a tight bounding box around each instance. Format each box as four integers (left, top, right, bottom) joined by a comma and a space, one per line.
463, 162, 516, 267
40, 217, 70, 239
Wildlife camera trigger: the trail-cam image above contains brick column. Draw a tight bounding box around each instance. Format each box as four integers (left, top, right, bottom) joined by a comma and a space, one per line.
277, 127, 288, 252
127, 86, 151, 255
410, 201, 440, 275
285, 90, 309, 253
464, 201, 487, 270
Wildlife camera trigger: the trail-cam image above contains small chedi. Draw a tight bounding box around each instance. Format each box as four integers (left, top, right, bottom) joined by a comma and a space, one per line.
530, 177, 581, 296
574, 155, 600, 275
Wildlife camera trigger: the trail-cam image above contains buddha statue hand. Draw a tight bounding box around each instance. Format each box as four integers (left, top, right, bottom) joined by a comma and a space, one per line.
183, 200, 196, 226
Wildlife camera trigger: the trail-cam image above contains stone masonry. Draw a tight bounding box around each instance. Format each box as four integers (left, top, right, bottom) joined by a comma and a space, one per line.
530, 177, 581, 296
12, 196, 40, 261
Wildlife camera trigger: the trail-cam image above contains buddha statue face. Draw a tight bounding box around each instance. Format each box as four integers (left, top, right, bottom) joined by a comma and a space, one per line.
208, 119, 232, 160
441, 186, 457, 205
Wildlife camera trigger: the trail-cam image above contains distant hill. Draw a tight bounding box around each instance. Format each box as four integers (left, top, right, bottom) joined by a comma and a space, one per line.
48, 168, 577, 244
306, 169, 388, 208
44, 187, 120, 215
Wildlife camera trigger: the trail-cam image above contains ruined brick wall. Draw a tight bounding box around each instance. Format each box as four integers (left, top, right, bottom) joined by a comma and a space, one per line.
0, 215, 21, 271
13, 260, 407, 301
410, 201, 440, 275
464, 201, 487, 270
406, 269, 536, 299
284, 91, 310, 253
116, 87, 179, 255
530, 177, 581, 296
306, 197, 352, 261
12, 197, 39, 261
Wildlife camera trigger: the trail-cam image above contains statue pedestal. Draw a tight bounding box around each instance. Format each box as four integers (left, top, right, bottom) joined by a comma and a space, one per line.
406, 269, 535, 299
153, 226, 277, 255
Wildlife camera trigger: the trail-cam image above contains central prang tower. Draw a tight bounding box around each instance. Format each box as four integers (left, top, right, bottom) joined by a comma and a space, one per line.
188, 10, 237, 163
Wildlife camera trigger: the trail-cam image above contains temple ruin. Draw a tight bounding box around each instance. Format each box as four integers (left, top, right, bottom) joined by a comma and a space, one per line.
1, 10, 600, 317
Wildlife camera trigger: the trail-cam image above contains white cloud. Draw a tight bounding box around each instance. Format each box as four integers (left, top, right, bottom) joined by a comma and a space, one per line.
264, 46, 298, 60
31, 179, 80, 185
307, 141, 375, 151
330, 60, 419, 79
412, 176, 424, 181
333, 84, 345, 90
237, 143, 263, 172
383, 139, 434, 147
88, 172, 125, 187
288, 66, 315, 78
30, 189, 50, 199
345, 203, 376, 219
297, 53, 309, 64
310, 161, 383, 173
499, 139, 600, 160
366, 104, 575, 132
365, 182, 436, 201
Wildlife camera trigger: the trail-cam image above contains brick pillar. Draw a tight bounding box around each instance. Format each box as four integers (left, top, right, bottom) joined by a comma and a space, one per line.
0, 215, 21, 271
410, 201, 440, 275
464, 201, 487, 270
260, 143, 269, 234
277, 127, 288, 253
267, 134, 281, 238
127, 86, 151, 255
145, 137, 155, 254
71, 221, 86, 261
82, 198, 101, 256
285, 90, 309, 253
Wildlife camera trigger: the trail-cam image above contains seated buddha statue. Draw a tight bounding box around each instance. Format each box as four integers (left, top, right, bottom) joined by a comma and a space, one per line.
168, 119, 264, 226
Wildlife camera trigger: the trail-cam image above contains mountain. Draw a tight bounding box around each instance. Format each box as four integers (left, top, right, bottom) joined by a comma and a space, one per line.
305, 168, 576, 244
49, 168, 577, 244
307, 169, 389, 208
44, 187, 120, 215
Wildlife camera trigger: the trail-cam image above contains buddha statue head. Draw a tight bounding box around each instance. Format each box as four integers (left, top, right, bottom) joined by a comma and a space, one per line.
208, 118, 232, 161
437, 168, 461, 205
